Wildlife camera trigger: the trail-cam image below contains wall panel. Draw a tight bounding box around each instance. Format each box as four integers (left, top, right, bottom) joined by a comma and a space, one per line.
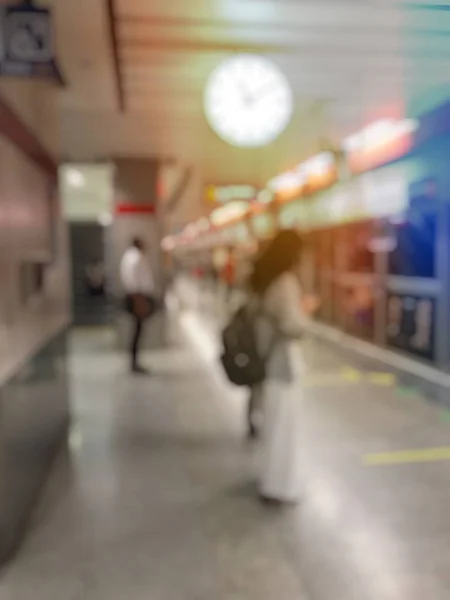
0, 82, 70, 566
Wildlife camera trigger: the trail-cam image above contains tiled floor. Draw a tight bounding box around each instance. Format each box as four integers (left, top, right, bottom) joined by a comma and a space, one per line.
1, 310, 450, 599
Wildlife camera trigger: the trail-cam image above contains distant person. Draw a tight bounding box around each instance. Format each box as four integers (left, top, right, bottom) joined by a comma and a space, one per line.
248, 230, 319, 504
120, 237, 155, 375
85, 261, 105, 297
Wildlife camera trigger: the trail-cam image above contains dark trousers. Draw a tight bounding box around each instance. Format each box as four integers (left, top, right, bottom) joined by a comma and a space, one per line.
126, 293, 155, 370
130, 315, 144, 369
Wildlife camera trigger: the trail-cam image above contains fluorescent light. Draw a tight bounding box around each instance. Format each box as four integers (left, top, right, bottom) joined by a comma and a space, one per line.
268, 171, 305, 193
66, 168, 85, 188
268, 152, 335, 193
210, 201, 248, 226
302, 152, 334, 177
343, 119, 419, 153
98, 212, 112, 226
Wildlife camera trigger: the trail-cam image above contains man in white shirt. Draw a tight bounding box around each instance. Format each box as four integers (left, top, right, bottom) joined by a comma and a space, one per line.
120, 237, 155, 374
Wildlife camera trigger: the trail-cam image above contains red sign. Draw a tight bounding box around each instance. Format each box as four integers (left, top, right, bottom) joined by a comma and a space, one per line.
115, 203, 156, 215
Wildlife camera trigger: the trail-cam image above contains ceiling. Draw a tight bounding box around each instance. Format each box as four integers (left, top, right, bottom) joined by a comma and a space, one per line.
53, 1, 450, 190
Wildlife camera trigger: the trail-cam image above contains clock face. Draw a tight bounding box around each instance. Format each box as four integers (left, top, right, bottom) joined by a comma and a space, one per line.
204, 55, 293, 148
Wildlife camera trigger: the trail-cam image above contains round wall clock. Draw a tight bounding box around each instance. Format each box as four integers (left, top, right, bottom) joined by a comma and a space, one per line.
204, 54, 293, 148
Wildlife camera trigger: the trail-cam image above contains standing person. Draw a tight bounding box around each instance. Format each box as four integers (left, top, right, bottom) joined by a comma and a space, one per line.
85, 260, 106, 297
248, 230, 319, 504
120, 237, 155, 375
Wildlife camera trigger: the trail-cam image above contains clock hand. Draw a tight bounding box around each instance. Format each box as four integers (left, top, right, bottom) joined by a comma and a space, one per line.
247, 82, 278, 104
236, 79, 254, 106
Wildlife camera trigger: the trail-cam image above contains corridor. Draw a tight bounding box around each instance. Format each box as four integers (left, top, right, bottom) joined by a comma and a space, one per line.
2, 311, 450, 600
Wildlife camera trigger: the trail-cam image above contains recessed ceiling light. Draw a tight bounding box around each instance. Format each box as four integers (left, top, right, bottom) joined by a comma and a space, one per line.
66, 168, 85, 188
98, 213, 112, 227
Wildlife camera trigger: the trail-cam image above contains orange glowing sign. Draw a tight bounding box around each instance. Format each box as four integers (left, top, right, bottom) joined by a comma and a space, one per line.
344, 119, 418, 174
267, 152, 337, 203
209, 201, 249, 228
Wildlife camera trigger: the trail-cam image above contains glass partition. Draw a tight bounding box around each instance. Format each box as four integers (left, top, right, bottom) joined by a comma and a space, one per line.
385, 293, 436, 361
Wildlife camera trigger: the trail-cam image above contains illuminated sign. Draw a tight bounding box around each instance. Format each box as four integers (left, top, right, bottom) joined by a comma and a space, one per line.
267, 152, 337, 201
302, 152, 337, 193
343, 119, 418, 173
360, 170, 408, 218
277, 170, 408, 232
268, 171, 306, 197
257, 189, 274, 204
205, 184, 257, 204
209, 201, 249, 227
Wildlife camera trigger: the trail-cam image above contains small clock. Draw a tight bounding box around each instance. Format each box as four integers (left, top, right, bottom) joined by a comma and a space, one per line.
204, 54, 293, 148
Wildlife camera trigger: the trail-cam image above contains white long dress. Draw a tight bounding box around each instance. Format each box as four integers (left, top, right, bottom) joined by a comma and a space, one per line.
258, 272, 306, 503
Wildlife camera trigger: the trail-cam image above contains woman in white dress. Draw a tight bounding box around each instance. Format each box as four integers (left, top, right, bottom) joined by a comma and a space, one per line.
248, 230, 319, 504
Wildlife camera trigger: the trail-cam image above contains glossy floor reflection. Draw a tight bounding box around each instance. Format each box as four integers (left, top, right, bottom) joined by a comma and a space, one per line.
0, 326, 306, 600
1, 318, 450, 599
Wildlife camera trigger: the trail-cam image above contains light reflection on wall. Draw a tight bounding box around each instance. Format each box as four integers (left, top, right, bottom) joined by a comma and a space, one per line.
360, 170, 408, 218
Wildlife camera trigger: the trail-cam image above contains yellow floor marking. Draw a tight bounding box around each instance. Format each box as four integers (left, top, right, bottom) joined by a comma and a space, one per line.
364, 446, 450, 466
301, 368, 398, 389
367, 372, 397, 386
303, 369, 361, 388
341, 367, 363, 382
